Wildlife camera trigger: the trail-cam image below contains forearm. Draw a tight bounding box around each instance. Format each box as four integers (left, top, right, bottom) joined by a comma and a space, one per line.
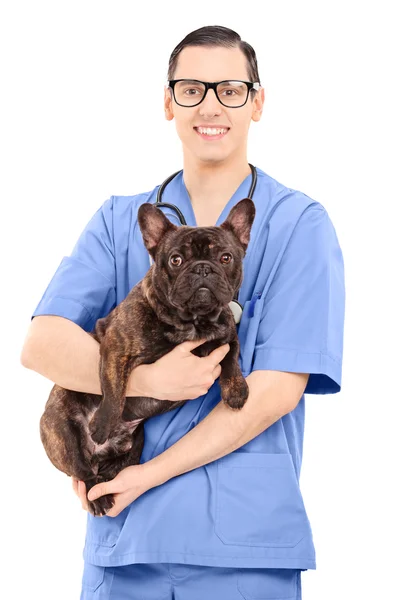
144, 370, 299, 489
20, 315, 147, 396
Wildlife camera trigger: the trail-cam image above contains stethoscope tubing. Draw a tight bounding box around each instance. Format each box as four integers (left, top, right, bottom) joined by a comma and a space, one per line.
149, 164, 257, 320
155, 163, 257, 225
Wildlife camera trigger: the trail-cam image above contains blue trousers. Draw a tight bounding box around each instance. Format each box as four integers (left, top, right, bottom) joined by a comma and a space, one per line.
80, 562, 302, 599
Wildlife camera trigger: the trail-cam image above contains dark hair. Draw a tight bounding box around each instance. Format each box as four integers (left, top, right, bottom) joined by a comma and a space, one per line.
167, 25, 261, 93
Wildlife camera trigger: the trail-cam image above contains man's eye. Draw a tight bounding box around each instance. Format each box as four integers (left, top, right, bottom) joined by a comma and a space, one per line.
220, 253, 233, 264
170, 255, 183, 266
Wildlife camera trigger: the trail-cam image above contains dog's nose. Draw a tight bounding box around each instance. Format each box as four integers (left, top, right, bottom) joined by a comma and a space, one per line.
193, 263, 212, 277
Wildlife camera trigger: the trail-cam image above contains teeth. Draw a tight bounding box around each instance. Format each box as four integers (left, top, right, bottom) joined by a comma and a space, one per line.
197, 127, 228, 136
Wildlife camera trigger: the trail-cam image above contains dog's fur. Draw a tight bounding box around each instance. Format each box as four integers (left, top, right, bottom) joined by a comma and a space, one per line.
40, 198, 256, 516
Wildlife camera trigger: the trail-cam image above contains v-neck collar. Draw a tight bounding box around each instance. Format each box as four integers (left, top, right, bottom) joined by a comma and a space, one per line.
158, 166, 260, 306
173, 169, 255, 228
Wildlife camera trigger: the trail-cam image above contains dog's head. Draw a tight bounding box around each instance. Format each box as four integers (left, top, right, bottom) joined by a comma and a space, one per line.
137, 198, 256, 321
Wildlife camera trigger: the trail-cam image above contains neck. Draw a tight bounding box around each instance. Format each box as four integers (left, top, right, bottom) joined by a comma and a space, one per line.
182, 156, 252, 226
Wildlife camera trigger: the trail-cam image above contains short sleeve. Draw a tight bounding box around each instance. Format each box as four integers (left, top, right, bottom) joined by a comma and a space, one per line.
31, 197, 117, 332
252, 206, 345, 394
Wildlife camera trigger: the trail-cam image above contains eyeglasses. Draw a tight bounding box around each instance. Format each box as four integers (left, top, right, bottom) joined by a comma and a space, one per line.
166, 79, 261, 108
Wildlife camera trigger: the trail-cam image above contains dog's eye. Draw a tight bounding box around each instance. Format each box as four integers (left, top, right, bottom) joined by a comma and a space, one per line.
220, 253, 233, 264
170, 255, 183, 267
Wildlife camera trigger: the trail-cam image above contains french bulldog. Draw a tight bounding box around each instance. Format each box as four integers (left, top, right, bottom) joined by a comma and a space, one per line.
40, 197, 256, 516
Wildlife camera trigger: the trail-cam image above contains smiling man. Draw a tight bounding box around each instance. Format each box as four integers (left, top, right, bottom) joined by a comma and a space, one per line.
22, 25, 345, 600
165, 45, 263, 229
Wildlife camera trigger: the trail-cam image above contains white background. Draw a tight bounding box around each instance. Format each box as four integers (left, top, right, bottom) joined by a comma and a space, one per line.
1, 1, 399, 598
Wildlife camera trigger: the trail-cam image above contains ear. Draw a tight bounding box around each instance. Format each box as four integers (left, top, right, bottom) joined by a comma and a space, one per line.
220, 198, 256, 250
137, 203, 178, 258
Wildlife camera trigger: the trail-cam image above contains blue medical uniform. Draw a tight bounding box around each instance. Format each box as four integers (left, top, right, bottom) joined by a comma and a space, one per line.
32, 168, 345, 580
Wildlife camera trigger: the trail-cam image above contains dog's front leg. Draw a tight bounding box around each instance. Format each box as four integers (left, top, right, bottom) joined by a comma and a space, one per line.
218, 338, 249, 410
89, 347, 135, 444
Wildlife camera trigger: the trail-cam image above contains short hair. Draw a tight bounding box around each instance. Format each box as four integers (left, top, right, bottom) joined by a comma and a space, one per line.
167, 25, 261, 93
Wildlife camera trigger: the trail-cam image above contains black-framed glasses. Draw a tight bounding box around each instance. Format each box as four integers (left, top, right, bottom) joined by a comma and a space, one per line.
167, 79, 261, 108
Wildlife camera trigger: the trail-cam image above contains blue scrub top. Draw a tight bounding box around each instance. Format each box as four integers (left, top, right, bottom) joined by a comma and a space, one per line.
32, 167, 345, 570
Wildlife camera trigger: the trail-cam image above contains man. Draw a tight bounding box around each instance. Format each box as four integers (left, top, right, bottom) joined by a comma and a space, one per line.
21, 25, 345, 600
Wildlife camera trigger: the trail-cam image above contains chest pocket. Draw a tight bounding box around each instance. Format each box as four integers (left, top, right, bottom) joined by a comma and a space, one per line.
237, 294, 263, 377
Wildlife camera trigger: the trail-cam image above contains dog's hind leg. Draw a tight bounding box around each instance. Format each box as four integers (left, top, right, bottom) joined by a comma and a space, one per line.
87, 421, 146, 517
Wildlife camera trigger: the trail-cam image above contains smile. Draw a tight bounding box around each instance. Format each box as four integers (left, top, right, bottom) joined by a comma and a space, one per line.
194, 127, 229, 140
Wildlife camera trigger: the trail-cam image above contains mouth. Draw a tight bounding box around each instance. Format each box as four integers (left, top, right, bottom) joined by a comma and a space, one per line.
194, 126, 230, 141
194, 286, 213, 300
188, 286, 216, 312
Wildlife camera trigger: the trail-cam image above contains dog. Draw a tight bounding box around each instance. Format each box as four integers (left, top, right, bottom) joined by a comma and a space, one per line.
40, 197, 256, 516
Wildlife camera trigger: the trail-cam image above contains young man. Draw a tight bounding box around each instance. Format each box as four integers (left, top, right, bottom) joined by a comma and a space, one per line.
22, 25, 345, 600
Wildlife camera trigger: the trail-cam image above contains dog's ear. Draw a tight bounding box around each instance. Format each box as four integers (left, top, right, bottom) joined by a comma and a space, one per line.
220, 198, 256, 251
138, 203, 178, 259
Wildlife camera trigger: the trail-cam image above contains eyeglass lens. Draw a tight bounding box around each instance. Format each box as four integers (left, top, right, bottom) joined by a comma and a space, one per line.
174, 81, 249, 107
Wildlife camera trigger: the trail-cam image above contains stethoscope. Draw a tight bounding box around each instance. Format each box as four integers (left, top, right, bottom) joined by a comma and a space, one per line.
149, 163, 258, 324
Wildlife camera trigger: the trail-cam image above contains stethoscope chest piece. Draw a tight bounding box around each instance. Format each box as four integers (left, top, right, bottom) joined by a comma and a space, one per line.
229, 299, 243, 324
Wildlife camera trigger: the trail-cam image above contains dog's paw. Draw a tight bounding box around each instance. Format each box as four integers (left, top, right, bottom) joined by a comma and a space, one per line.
89, 415, 111, 445
88, 494, 115, 517
222, 376, 249, 410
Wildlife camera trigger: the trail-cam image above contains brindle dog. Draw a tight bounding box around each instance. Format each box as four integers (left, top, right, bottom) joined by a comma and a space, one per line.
40, 198, 256, 516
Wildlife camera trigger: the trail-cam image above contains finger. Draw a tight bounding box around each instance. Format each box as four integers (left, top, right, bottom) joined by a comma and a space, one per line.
87, 481, 111, 502
73, 477, 83, 501
212, 364, 222, 379
78, 481, 89, 511
179, 338, 208, 353
206, 343, 230, 366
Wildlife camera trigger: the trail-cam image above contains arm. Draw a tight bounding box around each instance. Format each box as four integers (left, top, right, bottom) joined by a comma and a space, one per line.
20, 315, 148, 396
85, 368, 309, 512
137, 206, 344, 488
142, 369, 309, 489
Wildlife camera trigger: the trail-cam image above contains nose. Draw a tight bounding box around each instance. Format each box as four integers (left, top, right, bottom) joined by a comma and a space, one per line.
199, 89, 222, 116
193, 263, 212, 277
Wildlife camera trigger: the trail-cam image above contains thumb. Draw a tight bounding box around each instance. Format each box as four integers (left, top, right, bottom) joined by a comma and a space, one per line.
178, 338, 208, 353
87, 481, 112, 502
207, 342, 230, 365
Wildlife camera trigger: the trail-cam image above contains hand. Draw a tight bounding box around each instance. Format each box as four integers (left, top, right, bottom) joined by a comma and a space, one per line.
88, 464, 150, 517
72, 465, 150, 517
132, 339, 230, 402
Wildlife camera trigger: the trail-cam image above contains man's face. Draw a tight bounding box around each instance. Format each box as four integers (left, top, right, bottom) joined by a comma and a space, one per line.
164, 46, 264, 165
